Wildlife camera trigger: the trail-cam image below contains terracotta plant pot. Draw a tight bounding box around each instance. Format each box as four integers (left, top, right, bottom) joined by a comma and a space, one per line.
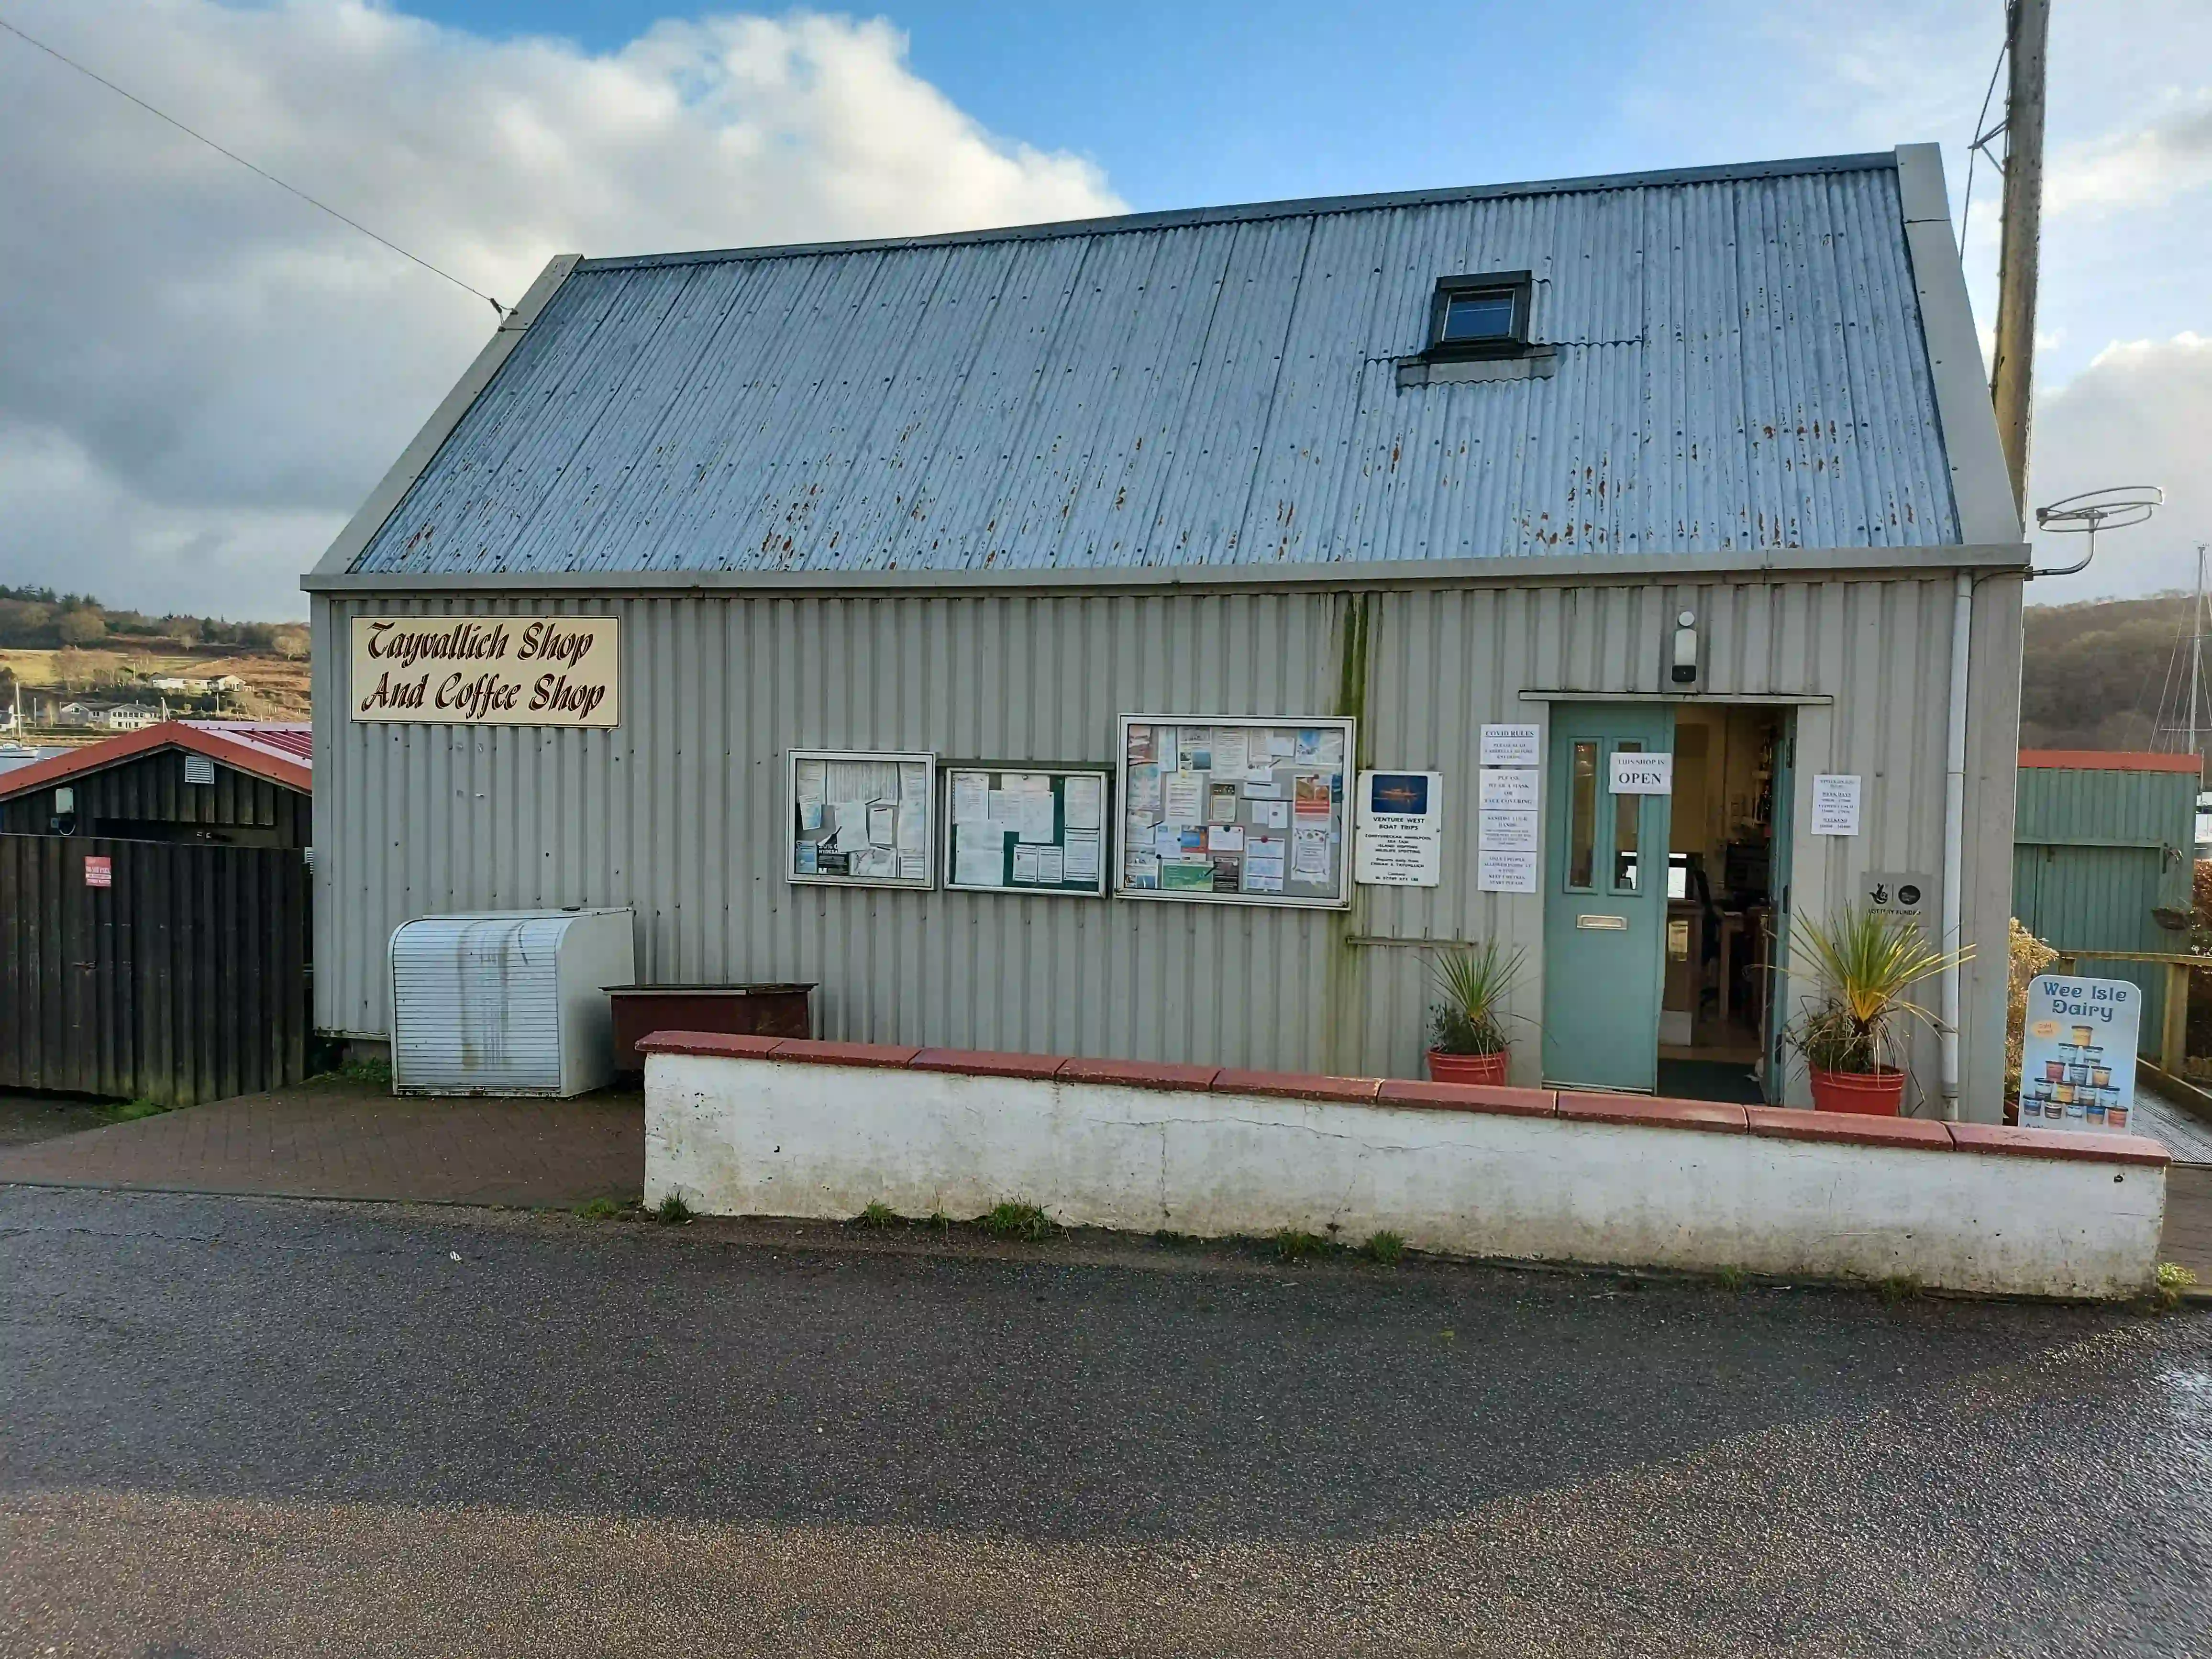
1427, 1048, 1510, 1087
1808, 1066, 1907, 1116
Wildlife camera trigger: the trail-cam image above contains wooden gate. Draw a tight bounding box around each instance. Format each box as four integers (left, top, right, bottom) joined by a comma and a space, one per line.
0, 834, 310, 1105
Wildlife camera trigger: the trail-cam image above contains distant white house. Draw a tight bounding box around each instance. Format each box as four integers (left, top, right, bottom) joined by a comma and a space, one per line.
57, 702, 165, 731
144, 673, 247, 695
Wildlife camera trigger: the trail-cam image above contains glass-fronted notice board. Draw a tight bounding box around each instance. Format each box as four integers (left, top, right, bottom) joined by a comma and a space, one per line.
941, 765, 1112, 896
1115, 715, 1354, 908
787, 750, 936, 889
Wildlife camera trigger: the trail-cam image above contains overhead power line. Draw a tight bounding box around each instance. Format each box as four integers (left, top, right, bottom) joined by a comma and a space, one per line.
0, 12, 509, 317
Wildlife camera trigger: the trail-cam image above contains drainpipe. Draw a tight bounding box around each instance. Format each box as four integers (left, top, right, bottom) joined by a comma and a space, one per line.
1939, 572, 1972, 1121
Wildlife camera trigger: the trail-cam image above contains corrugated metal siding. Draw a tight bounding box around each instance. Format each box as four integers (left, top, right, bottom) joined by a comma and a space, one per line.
2013, 764, 2196, 1040
311, 574, 2017, 1108
2014, 766, 2197, 849
350, 165, 1959, 580
0, 750, 309, 846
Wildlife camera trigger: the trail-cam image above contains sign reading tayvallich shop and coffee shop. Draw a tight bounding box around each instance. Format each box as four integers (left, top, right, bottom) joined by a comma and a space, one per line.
350, 617, 619, 727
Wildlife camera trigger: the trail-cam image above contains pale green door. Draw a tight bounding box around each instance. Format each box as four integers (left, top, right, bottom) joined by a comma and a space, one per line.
1542, 705, 1675, 1092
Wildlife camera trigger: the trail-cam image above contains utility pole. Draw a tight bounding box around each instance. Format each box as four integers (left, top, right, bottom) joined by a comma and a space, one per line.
1989, 0, 2049, 517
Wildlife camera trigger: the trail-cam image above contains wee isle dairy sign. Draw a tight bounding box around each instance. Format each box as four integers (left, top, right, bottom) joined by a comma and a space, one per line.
351, 617, 619, 728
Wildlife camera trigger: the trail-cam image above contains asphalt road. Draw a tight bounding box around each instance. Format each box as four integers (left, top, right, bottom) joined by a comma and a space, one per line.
2, 1186, 2208, 1657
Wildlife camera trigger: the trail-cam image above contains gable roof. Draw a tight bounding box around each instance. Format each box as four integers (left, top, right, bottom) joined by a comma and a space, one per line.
0, 721, 312, 803
326, 148, 2004, 586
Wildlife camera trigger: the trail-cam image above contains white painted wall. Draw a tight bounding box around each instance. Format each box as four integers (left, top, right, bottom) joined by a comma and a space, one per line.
645, 1054, 2164, 1299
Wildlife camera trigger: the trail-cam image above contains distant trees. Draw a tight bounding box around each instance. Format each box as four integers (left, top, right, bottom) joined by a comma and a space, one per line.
0, 584, 303, 654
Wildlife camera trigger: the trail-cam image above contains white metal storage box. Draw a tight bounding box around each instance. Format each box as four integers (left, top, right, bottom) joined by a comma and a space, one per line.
389, 909, 636, 1096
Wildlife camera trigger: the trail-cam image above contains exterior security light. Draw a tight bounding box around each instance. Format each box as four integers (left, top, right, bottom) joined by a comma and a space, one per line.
1670, 610, 1700, 686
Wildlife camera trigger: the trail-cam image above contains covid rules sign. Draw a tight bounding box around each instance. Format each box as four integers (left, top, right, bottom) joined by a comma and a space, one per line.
351, 617, 619, 728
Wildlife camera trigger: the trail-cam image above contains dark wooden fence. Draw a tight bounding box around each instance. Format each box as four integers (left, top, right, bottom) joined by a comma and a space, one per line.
0, 834, 311, 1104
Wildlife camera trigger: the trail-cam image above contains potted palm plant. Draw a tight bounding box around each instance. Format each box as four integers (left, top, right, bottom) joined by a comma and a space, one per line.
1784, 906, 1970, 1115
1426, 940, 1526, 1086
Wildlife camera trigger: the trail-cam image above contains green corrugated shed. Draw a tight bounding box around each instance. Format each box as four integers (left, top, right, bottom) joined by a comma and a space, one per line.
2013, 751, 2199, 1050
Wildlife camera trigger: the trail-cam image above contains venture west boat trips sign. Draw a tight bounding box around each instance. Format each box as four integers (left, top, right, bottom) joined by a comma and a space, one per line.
351, 617, 619, 727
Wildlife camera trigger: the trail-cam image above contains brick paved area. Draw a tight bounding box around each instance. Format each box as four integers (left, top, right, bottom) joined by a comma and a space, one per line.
0, 1080, 640, 1208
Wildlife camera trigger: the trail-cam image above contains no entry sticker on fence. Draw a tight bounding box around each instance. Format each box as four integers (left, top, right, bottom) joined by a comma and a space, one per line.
82, 856, 111, 889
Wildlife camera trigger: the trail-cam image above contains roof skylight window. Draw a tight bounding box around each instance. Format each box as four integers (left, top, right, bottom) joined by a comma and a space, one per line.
1426, 271, 1533, 358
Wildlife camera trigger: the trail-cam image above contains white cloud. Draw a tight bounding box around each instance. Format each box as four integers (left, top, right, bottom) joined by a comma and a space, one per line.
2025, 333, 2212, 603
2047, 92, 2212, 217
0, 1, 1122, 618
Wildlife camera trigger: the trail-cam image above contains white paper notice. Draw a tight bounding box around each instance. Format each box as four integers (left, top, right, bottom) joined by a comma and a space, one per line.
951, 772, 990, 824
1478, 849, 1540, 893
868, 802, 896, 848
1291, 826, 1331, 880
898, 853, 925, 882
1211, 728, 1249, 779
1063, 774, 1104, 831
1250, 798, 1290, 830
1208, 825, 1244, 853
1017, 790, 1056, 843
1012, 846, 1041, 884
986, 789, 1018, 830
896, 805, 927, 851
900, 763, 928, 810
796, 760, 826, 831
1811, 774, 1862, 836
953, 833, 1003, 888
1036, 847, 1065, 885
1163, 773, 1204, 824
1609, 752, 1674, 795
1064, 830, 1101, 882
1479, 810, 1538, 853
1480, 724, 1541, 768
1478, 768, 1539, 812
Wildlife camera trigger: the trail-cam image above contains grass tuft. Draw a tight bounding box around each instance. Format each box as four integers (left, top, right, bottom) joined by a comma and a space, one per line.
1152, 1228, 1195, 1248
104, 1097, 174, 1123
574, 1197, 626, 1221
1875, 1273, 1922, 1305
2154, 1261, 2200, 1311
338, 1055, 393, 1087
977, 1201, 1058, 1242
1363, 1230, 1406, 1266
1274, 1228, 1332, 1263
851, 1201, 901, 1229
1714, 1265, 1749, 1294
654, 1194, 693, 1227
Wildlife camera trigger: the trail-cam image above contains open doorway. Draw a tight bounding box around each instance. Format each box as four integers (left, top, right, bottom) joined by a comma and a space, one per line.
1655, 704, 1788, 1105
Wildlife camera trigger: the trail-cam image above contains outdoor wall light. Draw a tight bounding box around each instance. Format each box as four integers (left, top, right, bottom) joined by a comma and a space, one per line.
1670, 610, 1700, 686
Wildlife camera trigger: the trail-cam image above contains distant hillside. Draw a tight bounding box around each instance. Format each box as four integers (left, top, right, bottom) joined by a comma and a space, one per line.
0, 584, 306, 656
2022, 592, 2205, 754
0, 586, 310, 729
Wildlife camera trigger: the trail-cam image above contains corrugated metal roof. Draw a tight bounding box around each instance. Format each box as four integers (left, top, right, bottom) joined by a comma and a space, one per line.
350, 153, 1963, 580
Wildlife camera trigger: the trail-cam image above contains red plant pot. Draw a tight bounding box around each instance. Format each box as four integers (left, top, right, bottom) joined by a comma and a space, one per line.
1427, 1049, 1510, 1087
1808, 1067, 1907, 1116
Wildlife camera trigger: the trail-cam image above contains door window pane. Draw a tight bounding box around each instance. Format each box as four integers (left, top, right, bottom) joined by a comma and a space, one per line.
1568, 741, 1598, 888
1613, 741, 1642, 891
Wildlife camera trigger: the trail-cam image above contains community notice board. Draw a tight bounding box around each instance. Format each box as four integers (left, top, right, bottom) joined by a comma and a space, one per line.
1117, 716, 1353, 907
787, 750, 936, 888
943, 765, 1111, 896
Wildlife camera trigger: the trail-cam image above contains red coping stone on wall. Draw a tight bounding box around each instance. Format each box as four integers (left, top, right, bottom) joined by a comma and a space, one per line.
635, 1029, 785, 1059
1376, 1078, 1558, 1117
1744, 1106, 1954, 1152
1057, 1056, 1223, 1093
1210, 1068, 1384, 1104
1556, 1093, 1749, 1134
1947, 1121, 2170, 1167
766, 1038, 923, 1070
909, 1048, 1067, 1081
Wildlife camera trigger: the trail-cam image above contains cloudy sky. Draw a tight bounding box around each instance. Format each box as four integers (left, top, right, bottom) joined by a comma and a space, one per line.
0, 0, 2204, 618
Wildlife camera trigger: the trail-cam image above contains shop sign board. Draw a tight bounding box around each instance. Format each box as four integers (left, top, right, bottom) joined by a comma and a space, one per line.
1608, 752, 1673, 794
351, 616, 619, 727
2018, 975, 2140, 1133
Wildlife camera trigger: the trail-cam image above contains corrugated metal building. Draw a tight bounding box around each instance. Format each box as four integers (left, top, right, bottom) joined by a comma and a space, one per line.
306, 145, 2027, 1116
2014, 750, 2199, 1042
